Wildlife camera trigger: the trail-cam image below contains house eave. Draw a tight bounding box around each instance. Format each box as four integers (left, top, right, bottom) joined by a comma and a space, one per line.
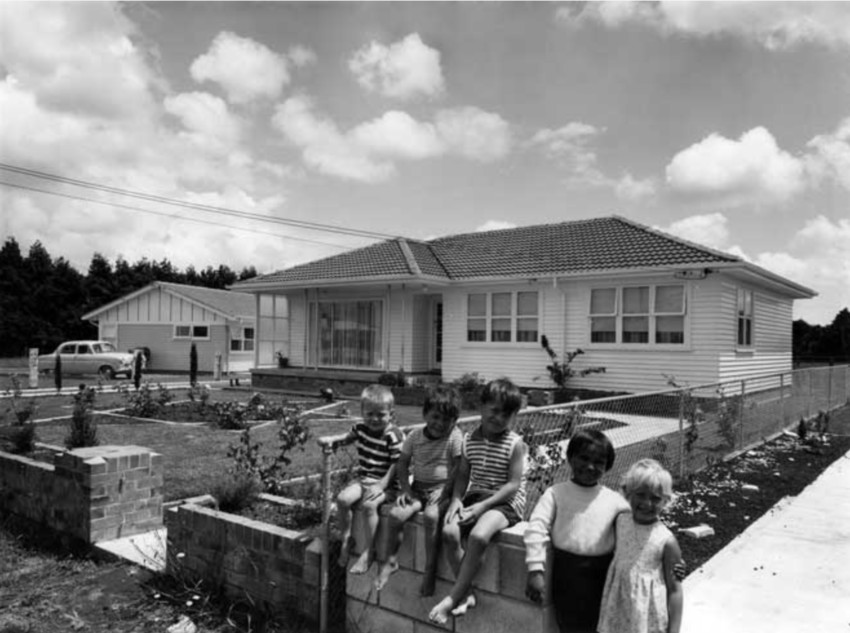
230, 274, 451, 293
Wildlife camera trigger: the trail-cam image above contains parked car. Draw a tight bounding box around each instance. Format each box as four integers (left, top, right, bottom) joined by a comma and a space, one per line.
39, 340, 134, 379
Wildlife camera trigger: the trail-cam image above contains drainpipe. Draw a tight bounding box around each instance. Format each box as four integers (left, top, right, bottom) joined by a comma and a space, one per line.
400, 283, 406, 372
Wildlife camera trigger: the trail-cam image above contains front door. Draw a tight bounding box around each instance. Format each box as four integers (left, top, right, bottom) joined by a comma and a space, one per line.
432, 301, 443, 370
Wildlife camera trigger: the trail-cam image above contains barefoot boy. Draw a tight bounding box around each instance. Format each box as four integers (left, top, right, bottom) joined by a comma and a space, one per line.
375, 384, 464, 595
335, 384, 404, 574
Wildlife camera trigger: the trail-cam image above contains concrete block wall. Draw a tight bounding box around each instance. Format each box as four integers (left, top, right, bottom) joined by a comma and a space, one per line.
166, 500, 328, 626
0, 445, 163, 543
346, 508, 559, 633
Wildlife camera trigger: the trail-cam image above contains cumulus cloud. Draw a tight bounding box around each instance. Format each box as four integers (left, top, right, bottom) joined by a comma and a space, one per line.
757, 216, 850, 323
434, 107, 511, 163
349, 33, 445, 100
163, 91, 243, 150
806, 117, 850, 191
0, 2, 160, 120
530, 122, 655, 200
657, 213, 734, 252
272, 96, 511, 182
190, 31, 290, 104
0, 3, 299, 274
558, 2, 850, 50
288, 45, 317, 68
666, 127, 807, 206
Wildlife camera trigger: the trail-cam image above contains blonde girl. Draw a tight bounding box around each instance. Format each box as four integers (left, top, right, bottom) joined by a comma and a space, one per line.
597, 459, 683, 633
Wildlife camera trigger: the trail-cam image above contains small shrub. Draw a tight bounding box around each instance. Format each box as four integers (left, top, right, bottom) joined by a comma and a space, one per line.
211, 472, 262, 513
538, 335, 606, 389
66, 386, 98, 449
4, 375, 38, 425
227, 401, 310, 494
186, 383, 211, 408
452, 372, 485, 410
9, 423, 37, 454
119, 381, 171, 418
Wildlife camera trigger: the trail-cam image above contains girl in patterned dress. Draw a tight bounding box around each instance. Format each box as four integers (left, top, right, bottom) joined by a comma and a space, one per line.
597, 459, 683, 633
429, 378, 528, 625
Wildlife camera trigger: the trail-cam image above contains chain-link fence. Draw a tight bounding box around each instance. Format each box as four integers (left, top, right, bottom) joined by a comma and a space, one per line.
315, 364, 849, 632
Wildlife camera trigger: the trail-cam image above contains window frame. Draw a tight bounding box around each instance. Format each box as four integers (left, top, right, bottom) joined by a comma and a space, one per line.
230, 326, 255, 352
736, 288, 754, 348
173, 324, 211, 341
588, 284, 688, 348
465, 290, 540, 345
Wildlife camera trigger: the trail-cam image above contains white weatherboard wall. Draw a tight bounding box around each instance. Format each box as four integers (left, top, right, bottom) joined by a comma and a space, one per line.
439, 272, 796, 393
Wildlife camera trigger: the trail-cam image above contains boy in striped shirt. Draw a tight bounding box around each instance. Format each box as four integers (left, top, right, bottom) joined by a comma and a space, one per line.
336, 384, 405, 574
375, 384, 464, 596
430, 378, 528, 625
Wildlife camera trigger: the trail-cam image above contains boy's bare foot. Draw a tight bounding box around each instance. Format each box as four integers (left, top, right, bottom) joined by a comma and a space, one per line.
374, 560, 399, 591
429, 597, 455, 625
450, 593, 477, 616
349, 550, 372, 575
419, 575, 436, 597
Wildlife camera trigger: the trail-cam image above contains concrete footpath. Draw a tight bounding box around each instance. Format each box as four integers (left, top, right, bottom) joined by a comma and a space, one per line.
683, 449, 850, 632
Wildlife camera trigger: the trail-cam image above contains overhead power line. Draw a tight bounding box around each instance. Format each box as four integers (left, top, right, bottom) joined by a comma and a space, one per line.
0, 180, 354, 250
0, 162, 400, 241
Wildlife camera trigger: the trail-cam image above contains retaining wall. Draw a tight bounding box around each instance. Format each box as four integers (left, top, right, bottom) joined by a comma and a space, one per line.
165, 495, 335, 627
346, 508, 558, 633
0, 444, 163, 543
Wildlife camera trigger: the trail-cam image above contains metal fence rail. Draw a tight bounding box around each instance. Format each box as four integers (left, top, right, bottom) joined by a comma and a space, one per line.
316, 364, 849, 632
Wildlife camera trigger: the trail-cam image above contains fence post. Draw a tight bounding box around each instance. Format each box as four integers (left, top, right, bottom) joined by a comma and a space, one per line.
779, 373, 786, 429
319, 441, 334, 633
807, 371, 813, 420
739, 379, 746, 448
827, 364, 833, 411
677, 388, 685, 480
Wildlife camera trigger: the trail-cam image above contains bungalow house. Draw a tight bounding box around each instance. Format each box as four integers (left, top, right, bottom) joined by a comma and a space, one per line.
231, 216, 816, 393
81, 281, 258, 374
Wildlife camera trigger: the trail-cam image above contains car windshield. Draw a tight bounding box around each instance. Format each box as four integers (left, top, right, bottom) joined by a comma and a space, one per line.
98, 342, 118, 353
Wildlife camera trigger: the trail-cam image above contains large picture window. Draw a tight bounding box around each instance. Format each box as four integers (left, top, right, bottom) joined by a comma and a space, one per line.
737, 289, 753, 347
466, 291, 539, 343
590, 285, 686, 345
308, 300, 383, 368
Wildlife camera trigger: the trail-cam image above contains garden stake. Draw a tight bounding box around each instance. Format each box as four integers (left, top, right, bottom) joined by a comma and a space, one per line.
319, 441, 333, 633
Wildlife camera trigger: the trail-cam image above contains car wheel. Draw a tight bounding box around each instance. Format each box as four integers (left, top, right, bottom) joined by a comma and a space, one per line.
99, 366, 116, 380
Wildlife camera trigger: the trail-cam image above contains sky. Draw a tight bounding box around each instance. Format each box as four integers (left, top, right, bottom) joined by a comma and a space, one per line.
0, 1, 848, 325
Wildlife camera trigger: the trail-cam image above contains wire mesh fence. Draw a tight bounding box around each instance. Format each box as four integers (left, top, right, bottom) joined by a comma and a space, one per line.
315, 364, 849, 632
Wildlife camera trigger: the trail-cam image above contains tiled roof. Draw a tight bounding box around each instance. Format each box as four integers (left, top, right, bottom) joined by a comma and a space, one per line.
157, 282, 255, 318
235, 216, 740, 287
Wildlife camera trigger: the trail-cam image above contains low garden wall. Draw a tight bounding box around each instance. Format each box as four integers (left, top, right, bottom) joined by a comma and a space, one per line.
0, 444, 164, 543
165, 494, 335, 627
346, 507, 558, 633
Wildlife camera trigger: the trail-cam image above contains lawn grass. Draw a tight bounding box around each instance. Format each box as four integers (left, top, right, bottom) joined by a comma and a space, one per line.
12, 386, 429, 501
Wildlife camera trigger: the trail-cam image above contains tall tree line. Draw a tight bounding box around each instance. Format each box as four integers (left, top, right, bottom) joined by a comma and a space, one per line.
0, 237, 257, 357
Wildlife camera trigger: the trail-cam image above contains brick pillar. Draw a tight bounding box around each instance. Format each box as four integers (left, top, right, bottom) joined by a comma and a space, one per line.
53, 445, 164, 543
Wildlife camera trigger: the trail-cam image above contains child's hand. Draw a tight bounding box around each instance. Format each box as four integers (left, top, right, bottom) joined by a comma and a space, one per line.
525, 571, 546, 604
673, 558, 687, 581
397, 492, 414, 507
457, 503, 481, 525
364, 484, 384, 502
444, 500, 462, 524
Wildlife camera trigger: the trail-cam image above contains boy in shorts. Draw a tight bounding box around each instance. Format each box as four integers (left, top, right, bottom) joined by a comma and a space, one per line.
429, 378, 528, 624
375, 384, 464, 595
335, 384, 405, 574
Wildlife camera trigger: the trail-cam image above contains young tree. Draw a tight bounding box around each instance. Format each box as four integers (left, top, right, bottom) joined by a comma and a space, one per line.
190, 343, 198, 386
